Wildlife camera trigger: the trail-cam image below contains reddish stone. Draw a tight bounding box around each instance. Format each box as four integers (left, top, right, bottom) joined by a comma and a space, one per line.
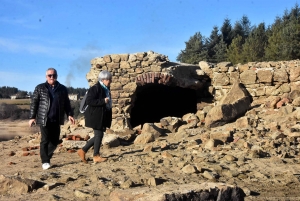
22, 152, 29, 156
233, 137, 240, 143
151, 73, 155, 83
276, 100, 285, 108
8, 151, 15, 156
67, 149, 76, 153
67, 135, 74, 139
187, 119, 197, 123
22, 147, 28, 151
160, 142, 168, 149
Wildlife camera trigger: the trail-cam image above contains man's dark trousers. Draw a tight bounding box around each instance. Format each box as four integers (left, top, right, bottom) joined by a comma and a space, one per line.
40, 122, 60, 163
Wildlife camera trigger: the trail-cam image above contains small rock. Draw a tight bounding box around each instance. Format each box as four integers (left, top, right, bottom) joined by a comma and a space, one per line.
120, 179, 133, 189
203, 171, 217, 180
224, 154, 236, 162
182, 164, 197, 174
74, 190, 93, 198
143, 144, 153, 152
161, 151, 173, 158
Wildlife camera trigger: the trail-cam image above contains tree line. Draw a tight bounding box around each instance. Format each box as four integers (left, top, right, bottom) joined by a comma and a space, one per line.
0, 86, 27, 99
177, 4, 300, 65
0, 86, 86, 120
0, 101, 83, 121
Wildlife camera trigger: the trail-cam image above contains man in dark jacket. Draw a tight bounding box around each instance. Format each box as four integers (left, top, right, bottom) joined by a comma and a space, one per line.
29, 68, 75, 170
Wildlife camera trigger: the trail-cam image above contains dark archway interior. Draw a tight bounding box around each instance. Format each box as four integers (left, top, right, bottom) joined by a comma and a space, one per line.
130, 84, 197, 128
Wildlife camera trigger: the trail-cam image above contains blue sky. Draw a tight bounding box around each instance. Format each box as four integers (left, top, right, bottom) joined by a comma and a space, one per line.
0, 0, 298, 92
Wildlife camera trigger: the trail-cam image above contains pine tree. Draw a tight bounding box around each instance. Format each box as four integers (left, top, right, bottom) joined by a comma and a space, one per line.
265, 4, 300, 61
265, 17, 282, 60
177, 32, 207, 64
280, 5, 300, 60
242, 22, 267, 62
232, 15, 253, 42
227, 35, 244, 64
220, 18, 233, 47
214, 39, 228, 62
206, 26, 221, 63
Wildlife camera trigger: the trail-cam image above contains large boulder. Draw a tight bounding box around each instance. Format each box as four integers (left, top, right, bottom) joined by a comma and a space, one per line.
0, 175, 38, 195
205, 81, 251, 128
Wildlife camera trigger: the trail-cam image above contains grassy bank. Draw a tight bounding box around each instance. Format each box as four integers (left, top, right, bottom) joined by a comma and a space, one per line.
0, 99, 30, 109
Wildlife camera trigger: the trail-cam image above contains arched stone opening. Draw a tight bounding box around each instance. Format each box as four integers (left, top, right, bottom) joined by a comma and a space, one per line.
87, 51, 212, 131
130, 83, 197, 128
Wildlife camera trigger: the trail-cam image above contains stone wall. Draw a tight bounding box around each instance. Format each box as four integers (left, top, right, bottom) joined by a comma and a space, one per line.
86, 51, 208, 130
199, 60, 300, 102
86, 50, 300, 130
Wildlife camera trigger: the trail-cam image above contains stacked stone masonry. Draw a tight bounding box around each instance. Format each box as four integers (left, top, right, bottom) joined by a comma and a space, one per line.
87, 50, 299, 129
86, 51, 185, 127
199, 60, 300, 101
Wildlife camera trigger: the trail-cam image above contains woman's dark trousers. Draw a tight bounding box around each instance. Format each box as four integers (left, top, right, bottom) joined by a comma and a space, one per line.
82, 129, 104, 156
40, 122, 60, 163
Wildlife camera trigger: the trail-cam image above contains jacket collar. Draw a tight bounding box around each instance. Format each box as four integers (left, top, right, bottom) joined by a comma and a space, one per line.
45, 81, 60, 90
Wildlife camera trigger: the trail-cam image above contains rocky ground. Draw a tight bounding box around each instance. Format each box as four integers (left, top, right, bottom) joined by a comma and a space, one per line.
1, 95, 300, 201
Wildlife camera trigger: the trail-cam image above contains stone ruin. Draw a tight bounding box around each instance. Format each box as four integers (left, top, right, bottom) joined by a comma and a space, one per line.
86, 50, 210, 130
85, 50, 300, 131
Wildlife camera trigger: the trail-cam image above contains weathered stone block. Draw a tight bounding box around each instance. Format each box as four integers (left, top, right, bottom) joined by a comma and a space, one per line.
289, 66, 300, 82
256, 69, 273, 83
273, 68, 288, 82
213, 73, 230, 86
123, 82, 137, 93
120, 61, 131, 69
240, 70, 256, 84
103, 55, 112, 63
110, 82, 123, 90
119, 54, 129, 61
106, 62, 120, 69
229, 72, 239, 84
111, 54, 121, 63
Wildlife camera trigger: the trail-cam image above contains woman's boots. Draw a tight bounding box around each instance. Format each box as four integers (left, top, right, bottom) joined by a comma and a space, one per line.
77, 149, 87, 164
78, 149, 107, 163
93, 155, 107, 163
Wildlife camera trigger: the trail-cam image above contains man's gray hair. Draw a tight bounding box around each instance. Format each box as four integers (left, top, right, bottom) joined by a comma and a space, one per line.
46, 68, 57, 75
98, 70, 112, 81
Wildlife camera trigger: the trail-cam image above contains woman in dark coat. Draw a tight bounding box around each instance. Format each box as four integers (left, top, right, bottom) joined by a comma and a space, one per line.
77, 70, 112, 163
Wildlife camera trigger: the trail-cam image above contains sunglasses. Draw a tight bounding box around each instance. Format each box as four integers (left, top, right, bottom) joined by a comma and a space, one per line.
47, 74, 57, 78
